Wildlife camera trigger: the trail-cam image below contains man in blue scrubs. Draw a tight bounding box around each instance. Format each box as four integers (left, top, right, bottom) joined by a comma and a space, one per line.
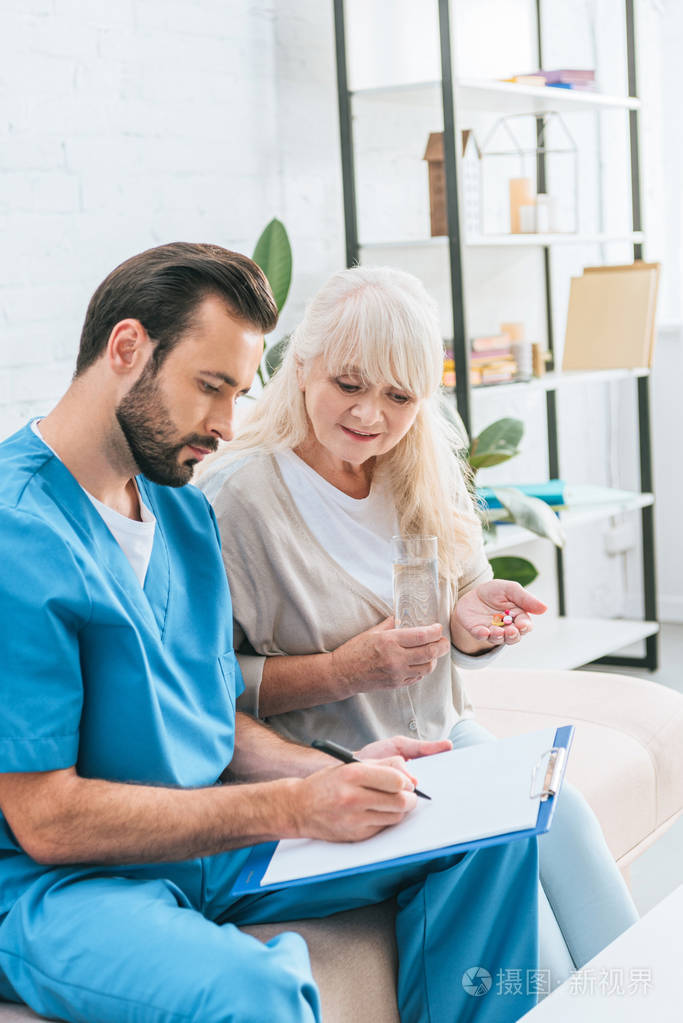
0, 243, 539, 1023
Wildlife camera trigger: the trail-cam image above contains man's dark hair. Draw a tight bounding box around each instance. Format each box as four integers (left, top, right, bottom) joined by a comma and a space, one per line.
75, 242, 279, 376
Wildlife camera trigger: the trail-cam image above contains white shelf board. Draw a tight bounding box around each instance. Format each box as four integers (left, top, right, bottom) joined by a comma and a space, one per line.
478, 616, 659, 671
359, 233, 645, 250
470, 367, 650, 397
360, 237, 449, 250
351, 79, 640, 114
456, 78, 641, 113
466, 232, 645, 247
483, 487, 654, 555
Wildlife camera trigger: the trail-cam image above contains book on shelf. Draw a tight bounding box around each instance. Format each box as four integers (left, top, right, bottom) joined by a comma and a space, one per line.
537, 69, 596, 90
502, 69, 595, 91
501, 74, 547, 87
477, 481, 566, 511
562, 261, 660, 371
471, 365, 517, 386
470, 348, 513, 362
515, 75, 547, 87
471, 329, 516, 385
582, 261, 661, 367
472, 333, 511, 352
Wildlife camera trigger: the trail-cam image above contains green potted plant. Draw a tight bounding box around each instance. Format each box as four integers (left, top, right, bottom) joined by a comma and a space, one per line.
251, 218, 293, 386
442, 401, 564, 585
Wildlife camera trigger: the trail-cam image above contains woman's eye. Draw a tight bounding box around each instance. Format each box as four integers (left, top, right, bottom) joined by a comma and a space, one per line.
390, 392, 411, 404
337, 380, 360, 393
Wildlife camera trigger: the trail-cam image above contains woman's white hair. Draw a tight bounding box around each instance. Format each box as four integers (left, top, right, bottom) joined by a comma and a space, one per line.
201, 265, 482, 585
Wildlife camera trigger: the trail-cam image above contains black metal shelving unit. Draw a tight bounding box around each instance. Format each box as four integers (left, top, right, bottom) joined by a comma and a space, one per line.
333, 0, 658, 671
593, 0, 658, 670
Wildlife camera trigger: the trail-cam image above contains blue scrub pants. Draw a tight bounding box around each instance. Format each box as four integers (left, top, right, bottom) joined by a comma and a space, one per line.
450, 719, 638, 973
0, 837, 539, 1023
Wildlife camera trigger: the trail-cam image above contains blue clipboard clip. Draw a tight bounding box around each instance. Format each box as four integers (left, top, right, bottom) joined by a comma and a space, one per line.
530, 746, 568, 802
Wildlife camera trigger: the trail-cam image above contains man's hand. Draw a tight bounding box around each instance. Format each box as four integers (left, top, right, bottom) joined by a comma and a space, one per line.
290, 757, 419, 843
454, 580, 547, 647
285, 736, 452, 844
331, 617, 450, 695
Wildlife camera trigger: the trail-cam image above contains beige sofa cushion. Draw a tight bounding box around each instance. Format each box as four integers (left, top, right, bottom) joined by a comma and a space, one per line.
0, 1011, 43, 1022
242, 902, 400, 1023
462, 668, 683, 865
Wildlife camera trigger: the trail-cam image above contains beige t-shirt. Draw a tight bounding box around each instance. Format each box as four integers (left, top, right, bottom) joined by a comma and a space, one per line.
201, 452, 495, 749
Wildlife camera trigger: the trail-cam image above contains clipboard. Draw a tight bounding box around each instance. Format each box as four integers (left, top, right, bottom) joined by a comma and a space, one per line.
232, 725, 573, 895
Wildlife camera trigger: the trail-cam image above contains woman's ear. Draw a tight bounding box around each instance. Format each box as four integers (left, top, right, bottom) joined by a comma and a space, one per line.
295, 356, 305, 391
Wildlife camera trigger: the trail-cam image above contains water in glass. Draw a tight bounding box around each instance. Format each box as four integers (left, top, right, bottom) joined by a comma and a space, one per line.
393, 556, 439, 628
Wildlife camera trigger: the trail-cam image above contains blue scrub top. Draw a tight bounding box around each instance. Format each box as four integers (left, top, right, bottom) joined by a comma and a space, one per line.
0, 424, 243, 912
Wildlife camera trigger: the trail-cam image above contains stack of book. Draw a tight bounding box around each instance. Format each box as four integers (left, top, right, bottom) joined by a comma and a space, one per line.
537, 69, 595, 91
502, 69, 596, 91
470, 334, 517, 386
477, 480, 566, 512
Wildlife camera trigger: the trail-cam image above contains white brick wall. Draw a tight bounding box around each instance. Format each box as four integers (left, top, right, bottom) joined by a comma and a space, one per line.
0, 0, 345, 439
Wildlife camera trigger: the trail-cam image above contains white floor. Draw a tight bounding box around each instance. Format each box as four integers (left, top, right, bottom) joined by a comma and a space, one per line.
584, 622, 683, 914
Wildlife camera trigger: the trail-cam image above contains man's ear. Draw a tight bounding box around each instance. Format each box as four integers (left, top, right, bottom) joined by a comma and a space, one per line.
107, 319, 153, 376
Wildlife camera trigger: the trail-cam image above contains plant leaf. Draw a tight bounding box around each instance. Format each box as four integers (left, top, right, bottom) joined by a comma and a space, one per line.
470, 451, 521, 469
469, 418, 523, 470
491, 487, 566, 548
264, 334, 290, 378
252, 218, 292, 312
488, 556, 539, 587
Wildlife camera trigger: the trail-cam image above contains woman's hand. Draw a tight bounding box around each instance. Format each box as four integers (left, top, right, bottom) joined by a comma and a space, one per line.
331, 617, 451, 696
357, 736, 452, 761
452, 580, 547, 649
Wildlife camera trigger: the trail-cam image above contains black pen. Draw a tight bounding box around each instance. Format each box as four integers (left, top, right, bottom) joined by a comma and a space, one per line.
312, 739, 431, 800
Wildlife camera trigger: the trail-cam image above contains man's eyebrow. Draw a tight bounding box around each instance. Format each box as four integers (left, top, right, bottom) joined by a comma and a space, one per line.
200, 370, 239, 387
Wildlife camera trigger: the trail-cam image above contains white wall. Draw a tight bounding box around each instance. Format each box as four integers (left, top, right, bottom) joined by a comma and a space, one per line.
270, 2, 345, 339
0, 0, 343, 438
0, 0, 680, 620
637, 0, 683, 623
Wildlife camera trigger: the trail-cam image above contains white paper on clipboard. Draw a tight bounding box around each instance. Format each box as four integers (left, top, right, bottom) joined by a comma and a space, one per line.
262, 726, 558, 888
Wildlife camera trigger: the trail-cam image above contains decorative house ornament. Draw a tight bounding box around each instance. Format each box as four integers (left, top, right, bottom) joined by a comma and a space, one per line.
423, 129, 482, 239
423, 131, 447, 237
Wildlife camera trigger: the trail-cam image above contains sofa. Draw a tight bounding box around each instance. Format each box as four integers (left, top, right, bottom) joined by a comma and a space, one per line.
2, 666, 683, 1023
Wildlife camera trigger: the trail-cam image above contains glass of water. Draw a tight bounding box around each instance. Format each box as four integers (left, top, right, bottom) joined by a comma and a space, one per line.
391, 535, 439, 628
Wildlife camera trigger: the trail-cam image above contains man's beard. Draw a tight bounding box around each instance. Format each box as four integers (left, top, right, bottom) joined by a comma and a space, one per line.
115, 361, 217, 487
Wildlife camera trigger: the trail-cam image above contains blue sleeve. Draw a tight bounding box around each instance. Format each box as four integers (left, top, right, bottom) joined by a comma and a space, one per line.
0, 509, 92, 772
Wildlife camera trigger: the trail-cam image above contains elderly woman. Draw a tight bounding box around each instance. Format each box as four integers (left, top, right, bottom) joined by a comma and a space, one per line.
198, 265, 637, 981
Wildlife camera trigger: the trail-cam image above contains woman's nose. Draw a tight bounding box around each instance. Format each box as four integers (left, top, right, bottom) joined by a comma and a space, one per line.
351, 392, 383, 424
